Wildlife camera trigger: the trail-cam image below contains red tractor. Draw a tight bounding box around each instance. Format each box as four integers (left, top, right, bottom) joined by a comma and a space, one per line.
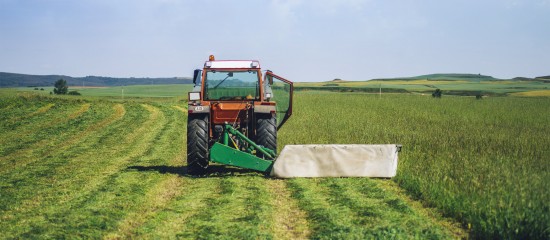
186, 55, 293, 175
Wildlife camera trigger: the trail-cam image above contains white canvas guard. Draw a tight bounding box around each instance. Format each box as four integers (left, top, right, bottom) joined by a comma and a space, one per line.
270, 144, 400, 178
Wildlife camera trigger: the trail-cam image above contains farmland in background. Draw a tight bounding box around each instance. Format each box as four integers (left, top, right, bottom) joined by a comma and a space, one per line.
15, 84, 193, 98
15, 74, 550, 98
295, 75, 549, 96
0, 89, 548, 239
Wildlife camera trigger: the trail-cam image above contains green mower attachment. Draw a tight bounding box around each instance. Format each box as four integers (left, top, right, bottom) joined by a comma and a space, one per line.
209, 124, 276, 173
208, 124, 402, 178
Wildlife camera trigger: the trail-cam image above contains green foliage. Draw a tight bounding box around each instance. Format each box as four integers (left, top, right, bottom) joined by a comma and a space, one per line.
68, 90, 81, 95
53, 79, 68, 94
432, 88, 442, 98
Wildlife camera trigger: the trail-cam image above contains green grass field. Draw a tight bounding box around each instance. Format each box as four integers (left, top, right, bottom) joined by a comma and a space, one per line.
0, 89, 548, 239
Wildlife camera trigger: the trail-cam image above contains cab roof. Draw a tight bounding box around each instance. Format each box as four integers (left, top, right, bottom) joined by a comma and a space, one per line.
204, 60, 260, 69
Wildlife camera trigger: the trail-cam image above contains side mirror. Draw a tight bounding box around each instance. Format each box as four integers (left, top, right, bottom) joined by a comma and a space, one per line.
188, 92, 201, 101
227, 72, 233, 77
193, 69, 201, 84
266, 70, 274, 85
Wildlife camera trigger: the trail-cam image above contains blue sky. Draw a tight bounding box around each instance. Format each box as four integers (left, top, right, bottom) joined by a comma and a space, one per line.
1, 0, 549, 81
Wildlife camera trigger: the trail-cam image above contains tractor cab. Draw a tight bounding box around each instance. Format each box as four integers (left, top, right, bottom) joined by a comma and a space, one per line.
188, 55, 293, 129
185, 56, 401, 178
186, 55, 293, 174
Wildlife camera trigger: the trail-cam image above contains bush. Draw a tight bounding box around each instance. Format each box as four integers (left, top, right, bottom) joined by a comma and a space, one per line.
53, 79, 68, 94
67, 90, 81, 96
432, 88, 442, 98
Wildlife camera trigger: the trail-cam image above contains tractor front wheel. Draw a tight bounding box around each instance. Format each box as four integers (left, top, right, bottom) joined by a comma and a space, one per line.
187, 114, 209, 175
256, 115, 277, 158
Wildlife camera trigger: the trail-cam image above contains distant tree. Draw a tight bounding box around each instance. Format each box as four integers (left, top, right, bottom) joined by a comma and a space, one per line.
432, 88, 442, 98
53, 79, 68, 94
40, 88, 44, 91
34, 87, 39, 90
68, 90, 81, 96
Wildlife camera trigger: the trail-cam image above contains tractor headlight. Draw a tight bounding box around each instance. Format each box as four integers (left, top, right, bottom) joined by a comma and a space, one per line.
189, 92, 201, 101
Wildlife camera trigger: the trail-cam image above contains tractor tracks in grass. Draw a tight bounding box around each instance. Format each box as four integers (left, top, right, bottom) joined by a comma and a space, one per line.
375, 180, 467, 239
0, 103, 121, 173
103, 176, 184, 239
102, 106, 188, 238
164, 177, 274, 239
16, 103, 55, 121
0, 103, 64, 151
267, 179, 311, 240
0, 103, 91, 159
285, 178, 466, 239
0, 103, 146, 238
136, 177, 219, 239
127, 175, 312, 239
9, 104, 191, 238
41, 104, 163, 206
0, 103, 56, 134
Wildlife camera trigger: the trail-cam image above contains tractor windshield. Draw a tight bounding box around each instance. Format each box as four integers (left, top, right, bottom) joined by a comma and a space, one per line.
205, 70, 259, 100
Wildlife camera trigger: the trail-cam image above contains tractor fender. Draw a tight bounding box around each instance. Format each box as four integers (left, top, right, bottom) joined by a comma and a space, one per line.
188, 105, 210, 114
253, 105, 275, 114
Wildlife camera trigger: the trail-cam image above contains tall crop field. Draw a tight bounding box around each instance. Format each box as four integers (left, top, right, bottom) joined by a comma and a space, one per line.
0, 91, 548, 239
279, 92, 549, 239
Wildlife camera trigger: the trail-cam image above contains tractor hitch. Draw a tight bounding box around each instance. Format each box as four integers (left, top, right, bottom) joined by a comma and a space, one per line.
209, 124, 276, 173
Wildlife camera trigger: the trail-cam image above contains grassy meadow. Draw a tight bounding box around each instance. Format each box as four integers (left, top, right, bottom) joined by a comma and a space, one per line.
0, 87, 548, 239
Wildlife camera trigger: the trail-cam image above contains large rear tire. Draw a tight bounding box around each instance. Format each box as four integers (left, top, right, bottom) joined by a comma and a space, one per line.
256, 115, 277, 158
187, 115, 209, 175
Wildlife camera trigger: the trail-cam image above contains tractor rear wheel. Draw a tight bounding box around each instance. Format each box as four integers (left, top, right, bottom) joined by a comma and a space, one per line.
256, 115, 277, 158
187, 114, 209, 175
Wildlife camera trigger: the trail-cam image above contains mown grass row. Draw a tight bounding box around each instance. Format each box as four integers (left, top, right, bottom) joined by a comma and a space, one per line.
1, 94, 309, 239
279, 92, 549, 239
0, 94, 182, 238
285, 178, 458, 239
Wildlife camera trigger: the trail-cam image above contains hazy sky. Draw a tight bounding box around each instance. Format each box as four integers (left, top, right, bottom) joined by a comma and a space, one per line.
1, 0, 549, 81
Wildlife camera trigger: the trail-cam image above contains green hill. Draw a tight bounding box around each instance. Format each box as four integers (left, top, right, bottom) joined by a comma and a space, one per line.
294, 73, 550, 96
374, 73, 497, 81
0, 72, 192, 88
